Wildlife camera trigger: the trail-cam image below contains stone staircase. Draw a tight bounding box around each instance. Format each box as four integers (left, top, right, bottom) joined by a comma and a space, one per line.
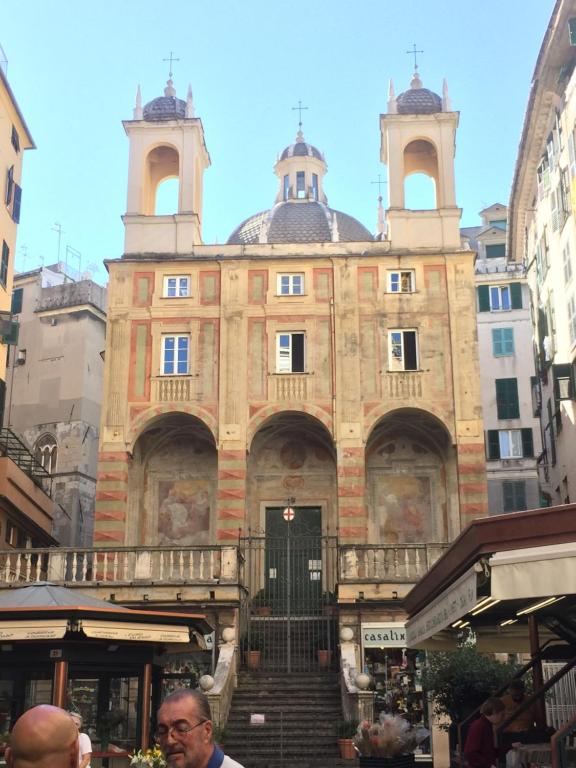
223, 669, 351, 768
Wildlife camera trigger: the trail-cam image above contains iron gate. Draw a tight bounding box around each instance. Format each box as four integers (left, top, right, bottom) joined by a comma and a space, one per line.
240, 508, 337, 672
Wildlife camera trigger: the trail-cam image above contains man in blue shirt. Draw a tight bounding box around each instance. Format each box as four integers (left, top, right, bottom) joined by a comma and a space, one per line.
156, 689, 244, 768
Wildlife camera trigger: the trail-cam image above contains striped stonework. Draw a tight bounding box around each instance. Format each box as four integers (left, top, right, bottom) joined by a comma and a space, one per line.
216, 449, 247, 540
94, 451, 130, 545
337, 446, 367, 542
457, 442, 489, 527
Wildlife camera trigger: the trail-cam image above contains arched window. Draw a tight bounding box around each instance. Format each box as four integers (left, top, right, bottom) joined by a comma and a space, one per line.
404, 173, 437, 210
35, 434, 57, 475
403, 139, 439, 209
155, 177, 179, 215
144, 145, 180, 215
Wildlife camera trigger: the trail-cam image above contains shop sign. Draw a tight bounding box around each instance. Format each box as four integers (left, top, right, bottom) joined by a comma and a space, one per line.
406, 566, 477, 647
361, 622, 406, 648
0, 619, 68, 640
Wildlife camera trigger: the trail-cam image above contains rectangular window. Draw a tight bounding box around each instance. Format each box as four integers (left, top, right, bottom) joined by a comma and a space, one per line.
296, 171, 306, 199
492, 327, 514, 356
387, 270, 414, 293
5, 166, 14, 206
568, 294, 576, 346
11, 287, 23, 315
312, 174, 318, 200
11, 126, 20, 153
486, 243, 506, 259
495, 377, 520, 419
388, 330, 418, 371
0, 241, 9, 288
164, 276, 190, 297
488, 219, 507, 230
486, 428, 533, 459
503, 480, 527, 513
553, 363, 575, 400
283, 174, 290, 200
564, 243, 573, 284
161, 335, 189, 375
277, 273, 304, 296
276, 332, 305, 373
490, 285, 511, 311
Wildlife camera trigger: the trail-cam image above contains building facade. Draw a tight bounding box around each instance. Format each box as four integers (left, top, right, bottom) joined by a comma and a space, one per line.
94, 72, 486, 594
463, 205, 542, 515
0, 58, 34, 426
7, 265, 106, 545
508, 0, 576, 505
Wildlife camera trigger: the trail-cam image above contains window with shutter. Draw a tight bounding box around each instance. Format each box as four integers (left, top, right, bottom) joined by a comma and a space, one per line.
276, 332, 305, 373
553, 363, 575, 400
5, 166, 14, 206
509, 283, 523, 309
11, 288, 23, 315
477, 285, 490, 312
492, 328, 514, 356
0, 241, 9, 288
12, 184, 22, 224
503, 480, 527, 513
388, 330, 418, 371
485, 243, 506, 259
521, 428, 534, 457
486, 430, 500, 460
496, 378, 520, 419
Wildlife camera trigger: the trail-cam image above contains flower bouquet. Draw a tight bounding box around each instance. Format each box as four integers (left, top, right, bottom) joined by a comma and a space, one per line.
353, 713, 430, 767
130, 747, 166, 768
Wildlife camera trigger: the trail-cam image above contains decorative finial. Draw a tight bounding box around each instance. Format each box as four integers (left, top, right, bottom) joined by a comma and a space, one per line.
186, 84, 194, 117
442, 78, 451, 111
387, 79, 397, 114
331, 212, 340, 243
134, 85, 143, 120
164, 78, 176, 98
296, 129, 305, 143
377, 196, 385, 236
410, 71, 423, 89
292, 100, 309, 132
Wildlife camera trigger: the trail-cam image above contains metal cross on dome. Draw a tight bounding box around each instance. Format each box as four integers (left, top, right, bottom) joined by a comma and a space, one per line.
406, 43, 424, 71
371, 174, 388, 198
163, 51, 180, 79
292, 100, 309, 130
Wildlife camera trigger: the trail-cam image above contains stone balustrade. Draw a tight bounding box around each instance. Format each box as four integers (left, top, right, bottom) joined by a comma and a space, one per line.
339, 543, 448, 583
0, 545, 239, 586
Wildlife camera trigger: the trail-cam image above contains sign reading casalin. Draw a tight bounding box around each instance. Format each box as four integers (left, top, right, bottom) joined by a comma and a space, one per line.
361, 622, 406, 648
406, 566, 477, 647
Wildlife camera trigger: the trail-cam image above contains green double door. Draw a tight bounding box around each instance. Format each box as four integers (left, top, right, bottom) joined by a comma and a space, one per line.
264, 506, 322, 615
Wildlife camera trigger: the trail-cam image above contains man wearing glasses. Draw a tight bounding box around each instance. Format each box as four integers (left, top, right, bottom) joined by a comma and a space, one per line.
156, 689, 244, 768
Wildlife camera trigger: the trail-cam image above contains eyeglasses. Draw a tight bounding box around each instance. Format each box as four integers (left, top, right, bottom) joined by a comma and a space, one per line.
154, 719, 208, 741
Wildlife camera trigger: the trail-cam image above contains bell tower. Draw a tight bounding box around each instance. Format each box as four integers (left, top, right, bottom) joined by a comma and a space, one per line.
122, 79, 211, 254
380, 71, 461, 249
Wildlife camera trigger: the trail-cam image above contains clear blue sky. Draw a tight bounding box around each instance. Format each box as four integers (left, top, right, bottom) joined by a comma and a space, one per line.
3, 0, 554, 285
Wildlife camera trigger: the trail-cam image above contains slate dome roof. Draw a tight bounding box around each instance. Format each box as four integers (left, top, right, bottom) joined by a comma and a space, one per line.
279, 131, 324, 161
227, 201, 373, 245
143, 79, 186, 122
396, 72, 442, 115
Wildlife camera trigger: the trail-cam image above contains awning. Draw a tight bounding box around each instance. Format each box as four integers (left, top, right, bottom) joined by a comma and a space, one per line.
490, 542, 576, 600
406, 566, 478, 648
0, 619, 69, 640
78, 620, 191, 643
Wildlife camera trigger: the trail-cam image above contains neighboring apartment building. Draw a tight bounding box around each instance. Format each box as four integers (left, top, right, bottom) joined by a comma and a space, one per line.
463, 204, 542, 515
0, 53, 57, 550
0, 56, 34, 425
508, 0, 576, 505
7, 264, 106, 546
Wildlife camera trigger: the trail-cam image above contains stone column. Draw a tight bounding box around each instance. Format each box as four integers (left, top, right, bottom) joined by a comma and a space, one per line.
216, 448, 247, 541
94, 451, 130, 545
337, 443, 367, 543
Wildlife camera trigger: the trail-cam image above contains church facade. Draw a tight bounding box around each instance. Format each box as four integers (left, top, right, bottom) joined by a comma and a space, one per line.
94, 72, 486, 611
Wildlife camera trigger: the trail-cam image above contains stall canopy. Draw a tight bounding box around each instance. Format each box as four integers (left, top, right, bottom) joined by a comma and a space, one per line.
404, 504, 576, 652
0, 582, 212, 644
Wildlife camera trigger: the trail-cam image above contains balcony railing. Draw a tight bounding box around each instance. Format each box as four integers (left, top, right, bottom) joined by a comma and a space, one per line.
153, 376, 201, 402
383, 372, 423, 399
339, 543, 449, 583
273, 374, 310, 400
0, 545, 239, 586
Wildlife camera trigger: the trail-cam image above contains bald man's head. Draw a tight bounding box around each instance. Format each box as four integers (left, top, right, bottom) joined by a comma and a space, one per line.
5, 705, 79, 768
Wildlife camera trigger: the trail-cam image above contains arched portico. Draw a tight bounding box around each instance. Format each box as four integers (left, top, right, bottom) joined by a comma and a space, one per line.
365, 407, 458, 545
126, 412, 217, 545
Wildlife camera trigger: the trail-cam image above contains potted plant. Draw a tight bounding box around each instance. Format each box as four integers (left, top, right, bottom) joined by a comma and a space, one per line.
336, 719, 359, 760
241, 631, 264, 669
97, 707, 125, 751
353, 713, 429, 768
252, 588, 273, 616
212, 724, 228, 748
130, 746, 166, 767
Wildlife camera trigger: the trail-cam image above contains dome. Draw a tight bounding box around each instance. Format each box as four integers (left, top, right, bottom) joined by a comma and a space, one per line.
227, 201, 373, 245
143, 79, 186, 122
396, 71, 442, 115
279, 130, 324, 162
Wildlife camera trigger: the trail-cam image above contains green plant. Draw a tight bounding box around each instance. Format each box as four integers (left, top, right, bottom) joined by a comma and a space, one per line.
336, 719, 359, 739
130, 747, 166, 767
252, 587, 274, 606
213, 724, 228, 745
422, 646, 518, 728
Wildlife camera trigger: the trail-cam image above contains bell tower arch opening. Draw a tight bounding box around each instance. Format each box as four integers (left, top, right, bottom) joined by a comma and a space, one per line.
144, 144, 180, 215
403, 139, 438, 209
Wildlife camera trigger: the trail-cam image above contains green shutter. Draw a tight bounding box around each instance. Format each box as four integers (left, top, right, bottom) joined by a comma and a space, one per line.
487, 430, 500, 459
492, 329, 503, 356
496, 378, 519, 419
477, 285, 490, 312
521, 428, 534, 457
510, 282, 523, 309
